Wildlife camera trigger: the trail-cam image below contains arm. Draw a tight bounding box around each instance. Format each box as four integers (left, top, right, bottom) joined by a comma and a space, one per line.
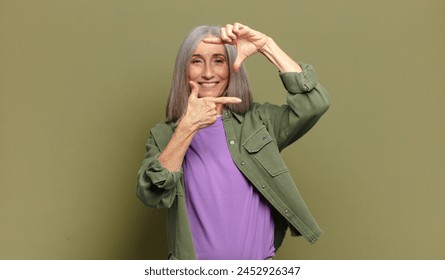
157, 119, 196, 173
136, 131, 181, 208
203, 23, 330, 149
266, 63, 330, 150
259, 37, 302, 73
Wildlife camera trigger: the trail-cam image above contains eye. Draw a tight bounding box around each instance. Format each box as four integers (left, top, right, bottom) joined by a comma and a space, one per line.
214, 58, 226, 64
191, 59, 203, 64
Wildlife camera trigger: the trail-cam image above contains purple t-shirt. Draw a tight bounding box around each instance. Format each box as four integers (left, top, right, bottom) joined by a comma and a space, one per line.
183, 117, 275, 260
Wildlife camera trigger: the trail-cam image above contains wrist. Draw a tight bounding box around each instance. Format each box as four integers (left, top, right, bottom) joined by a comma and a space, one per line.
259, 38, 302, 73
177, 116, 199, 135
258, 36, 274, 54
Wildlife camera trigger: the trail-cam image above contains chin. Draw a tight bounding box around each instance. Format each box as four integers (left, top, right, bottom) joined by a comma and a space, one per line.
199, 90, 224, 98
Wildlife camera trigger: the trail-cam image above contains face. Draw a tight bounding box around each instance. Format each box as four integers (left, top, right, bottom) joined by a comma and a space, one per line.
188, 40, 229, 98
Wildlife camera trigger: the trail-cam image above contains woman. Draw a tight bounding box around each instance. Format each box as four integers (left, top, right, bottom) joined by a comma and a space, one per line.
136, 22, 330, 260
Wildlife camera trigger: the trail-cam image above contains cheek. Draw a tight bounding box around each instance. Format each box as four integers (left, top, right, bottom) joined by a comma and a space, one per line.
217, 66, 230, 80
188, 66, 199, 80
219, 70, 229, 89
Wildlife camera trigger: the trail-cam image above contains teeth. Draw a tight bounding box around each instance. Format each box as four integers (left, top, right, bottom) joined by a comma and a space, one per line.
200, 82, 218, 88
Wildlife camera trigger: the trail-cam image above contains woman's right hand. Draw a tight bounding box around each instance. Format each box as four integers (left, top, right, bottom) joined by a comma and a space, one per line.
159, 82, 241, 172
178, 81, 241, 131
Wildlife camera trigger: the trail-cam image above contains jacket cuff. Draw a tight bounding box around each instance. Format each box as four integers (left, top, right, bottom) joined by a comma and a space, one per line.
146, 155, 183, 189
279, 63, 318, 94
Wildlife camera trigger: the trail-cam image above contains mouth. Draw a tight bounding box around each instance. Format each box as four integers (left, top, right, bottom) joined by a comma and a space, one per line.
198, 82, 219, 88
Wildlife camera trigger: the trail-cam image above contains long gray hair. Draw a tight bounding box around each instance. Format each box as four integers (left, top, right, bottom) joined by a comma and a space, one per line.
165, 25, 253, 122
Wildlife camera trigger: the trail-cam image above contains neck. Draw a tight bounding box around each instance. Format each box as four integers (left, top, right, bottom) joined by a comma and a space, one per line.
216, 104, 224, 115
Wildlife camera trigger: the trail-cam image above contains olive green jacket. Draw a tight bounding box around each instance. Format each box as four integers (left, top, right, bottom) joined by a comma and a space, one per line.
136, 63, 330, 260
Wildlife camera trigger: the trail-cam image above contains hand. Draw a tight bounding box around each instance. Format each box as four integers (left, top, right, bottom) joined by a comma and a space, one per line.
202, 22, 269, 72
179, 81, 242, 131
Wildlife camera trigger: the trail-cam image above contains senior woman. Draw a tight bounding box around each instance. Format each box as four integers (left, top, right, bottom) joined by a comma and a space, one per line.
136, 22, 330, 260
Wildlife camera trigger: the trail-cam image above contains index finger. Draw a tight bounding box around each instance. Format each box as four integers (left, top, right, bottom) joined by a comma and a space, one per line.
201, 37, 224, 44
205, 96, 242, 104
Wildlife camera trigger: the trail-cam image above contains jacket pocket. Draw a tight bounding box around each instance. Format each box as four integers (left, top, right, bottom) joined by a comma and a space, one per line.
243, 126, 288, 177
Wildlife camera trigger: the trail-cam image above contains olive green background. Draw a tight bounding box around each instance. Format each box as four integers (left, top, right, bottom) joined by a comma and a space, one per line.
1, 0, 444, 260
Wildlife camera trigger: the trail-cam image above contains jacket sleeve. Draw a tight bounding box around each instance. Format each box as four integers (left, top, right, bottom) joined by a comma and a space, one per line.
261, 63, 330, 151
136, 132, 182, 209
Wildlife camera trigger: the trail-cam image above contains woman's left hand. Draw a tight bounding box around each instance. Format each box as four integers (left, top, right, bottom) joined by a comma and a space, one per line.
202, 22, 269, 72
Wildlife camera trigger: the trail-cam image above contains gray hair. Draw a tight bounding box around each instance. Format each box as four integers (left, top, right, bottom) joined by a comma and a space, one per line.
165, 25, 253, 122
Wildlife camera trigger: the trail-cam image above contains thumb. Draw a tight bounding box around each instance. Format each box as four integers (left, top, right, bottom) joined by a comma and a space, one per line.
232, 54, 246, 73
189, 81, 200, 98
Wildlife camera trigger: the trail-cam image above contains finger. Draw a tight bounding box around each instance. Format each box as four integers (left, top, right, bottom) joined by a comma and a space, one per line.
205, 96, 242, 104
189, 81, 200, 97
202, 37, 224, 44
225, 24, 237, 40
232, 22, 241, 35
232, 54, 246, 73
233, 22, 247, 36
220, 27, 233, 43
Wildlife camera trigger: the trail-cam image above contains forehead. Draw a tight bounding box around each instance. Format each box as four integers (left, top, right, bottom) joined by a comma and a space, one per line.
193, 41, 226, 56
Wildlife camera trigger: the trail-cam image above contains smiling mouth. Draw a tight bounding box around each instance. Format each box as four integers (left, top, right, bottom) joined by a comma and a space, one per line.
198, 82, 219, 88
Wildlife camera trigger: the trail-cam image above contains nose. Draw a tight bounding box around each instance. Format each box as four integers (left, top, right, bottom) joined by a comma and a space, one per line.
202, 64, 214, 79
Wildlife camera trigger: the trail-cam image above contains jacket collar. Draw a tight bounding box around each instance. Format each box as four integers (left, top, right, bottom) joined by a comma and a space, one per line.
222, 110, 244, 123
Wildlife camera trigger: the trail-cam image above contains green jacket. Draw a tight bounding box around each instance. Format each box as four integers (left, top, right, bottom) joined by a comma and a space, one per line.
136, 63, 330, 260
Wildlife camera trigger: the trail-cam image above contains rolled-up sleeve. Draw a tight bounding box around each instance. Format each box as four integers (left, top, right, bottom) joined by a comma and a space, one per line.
136, 136, 182, 208
265, 63, 330, 150
279, 63, 319, 94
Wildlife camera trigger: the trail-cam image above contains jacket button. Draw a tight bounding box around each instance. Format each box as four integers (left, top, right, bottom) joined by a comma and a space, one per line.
229, 140, 235, 145
261, 184, 266, 189
284, 209, 289, 214
241, 162, 245, 165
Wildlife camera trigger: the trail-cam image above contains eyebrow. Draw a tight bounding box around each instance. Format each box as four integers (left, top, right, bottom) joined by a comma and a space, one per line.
192, 53, 226, 57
